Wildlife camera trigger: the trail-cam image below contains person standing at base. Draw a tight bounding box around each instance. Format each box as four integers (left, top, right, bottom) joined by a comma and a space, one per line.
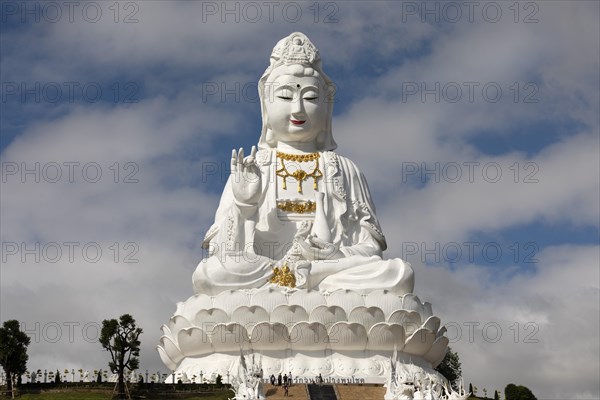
278, 373, 282, 386
284, 381, 289, 397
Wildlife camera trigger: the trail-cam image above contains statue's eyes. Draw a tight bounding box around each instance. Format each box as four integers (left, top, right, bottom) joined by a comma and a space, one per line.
276, 88, 293, 100
303, 90, 319, 101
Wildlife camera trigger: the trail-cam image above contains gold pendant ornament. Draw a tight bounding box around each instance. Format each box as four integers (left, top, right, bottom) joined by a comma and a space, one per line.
276, 151, 323, 194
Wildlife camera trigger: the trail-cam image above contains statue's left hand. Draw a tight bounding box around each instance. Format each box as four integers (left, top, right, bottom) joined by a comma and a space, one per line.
298, 235, 343, 261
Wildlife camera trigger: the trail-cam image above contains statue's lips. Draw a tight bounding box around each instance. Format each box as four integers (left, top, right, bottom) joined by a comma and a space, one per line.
290, 119, 306, 125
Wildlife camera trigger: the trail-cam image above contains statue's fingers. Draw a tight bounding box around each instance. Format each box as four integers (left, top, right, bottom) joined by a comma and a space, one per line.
297, 240, 315, 261
308, 236, 328, 249
231, 149, 238, 172
245, 145, 257, 166
238, 147, 244, 166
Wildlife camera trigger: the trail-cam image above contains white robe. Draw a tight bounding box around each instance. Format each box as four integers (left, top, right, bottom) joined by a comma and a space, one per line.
193, 149, 414, 296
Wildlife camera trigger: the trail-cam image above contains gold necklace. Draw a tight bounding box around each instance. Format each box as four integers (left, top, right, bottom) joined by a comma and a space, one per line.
275, 151, 323, 193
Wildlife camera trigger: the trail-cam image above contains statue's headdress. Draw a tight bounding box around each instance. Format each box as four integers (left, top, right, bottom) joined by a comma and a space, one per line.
258, 32, 337, 151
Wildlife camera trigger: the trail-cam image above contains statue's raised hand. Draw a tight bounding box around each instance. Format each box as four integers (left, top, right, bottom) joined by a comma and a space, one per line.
231, 146, 261, 206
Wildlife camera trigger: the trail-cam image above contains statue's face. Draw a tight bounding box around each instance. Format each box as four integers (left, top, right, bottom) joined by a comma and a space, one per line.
264, 70, 328, 145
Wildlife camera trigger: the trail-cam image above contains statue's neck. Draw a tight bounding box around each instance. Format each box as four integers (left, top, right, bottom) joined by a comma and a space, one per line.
276, 141, 318, 154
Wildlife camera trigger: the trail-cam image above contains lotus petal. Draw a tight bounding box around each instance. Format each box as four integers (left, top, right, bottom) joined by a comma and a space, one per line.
289, 290, 326, 314
251, 287, 288, 313
422, 302, 433, 320
328, 322, 368, 351
160, 324, 172, 338
177, 294, 212, 321
404, 328, 436, 356
231, 306, 270, 330
210, 323, 249, 352
157, 345, 178, 371
424, 336, 449, 367
159, 335, 184, 364
194, 308, 230, 332
402, 294, 423, 314
365, 290, 403, 319
436, 326, 447, 339
168, 315, 192, 339
289, 322, 329, 351
213, 290, 250, 315
327, 289, 364, 315
422, 316, 441, 334
310, 305, 347, 328
367, 323, 405, 351
174, 302, 185, 317
177, 327, 213, 357
249, 322, 290, 350
388, 310, 422, 336
348, 306, 385, 330
271, 305, 309, 326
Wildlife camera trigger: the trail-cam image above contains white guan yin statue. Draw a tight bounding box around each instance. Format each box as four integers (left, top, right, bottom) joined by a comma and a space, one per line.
158, 32, 449, 390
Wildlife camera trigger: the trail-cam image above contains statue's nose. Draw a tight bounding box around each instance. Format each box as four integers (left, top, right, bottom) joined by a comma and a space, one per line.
291, 98, 305, 116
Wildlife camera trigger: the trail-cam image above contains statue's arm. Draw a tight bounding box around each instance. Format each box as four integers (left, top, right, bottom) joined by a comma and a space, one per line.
339, 229, 382, 258
336, 155, 387, 257
201, 176, 257, 255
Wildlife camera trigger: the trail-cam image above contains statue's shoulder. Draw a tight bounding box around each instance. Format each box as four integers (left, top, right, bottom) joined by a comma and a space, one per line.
322, 151, 363, 175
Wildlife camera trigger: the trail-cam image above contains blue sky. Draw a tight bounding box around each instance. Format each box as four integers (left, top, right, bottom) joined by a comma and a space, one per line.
1, 1, 599, 398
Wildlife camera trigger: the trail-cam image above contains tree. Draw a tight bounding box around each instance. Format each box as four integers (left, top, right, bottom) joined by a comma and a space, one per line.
99, 314, 143, 399
505, 383, 537, 400
0, 320, 31, 398
54, 369, 61, 383
494, 389, 500, 400
435, 347, 462, 389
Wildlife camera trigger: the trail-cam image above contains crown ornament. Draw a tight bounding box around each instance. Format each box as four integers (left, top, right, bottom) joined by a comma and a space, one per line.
270, 32, 320, 66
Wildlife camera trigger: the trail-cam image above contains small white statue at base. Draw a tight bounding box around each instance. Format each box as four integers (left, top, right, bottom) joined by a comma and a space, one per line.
443, 379, 470, 400
230, 351, 265, 400
385, 349, 468, 400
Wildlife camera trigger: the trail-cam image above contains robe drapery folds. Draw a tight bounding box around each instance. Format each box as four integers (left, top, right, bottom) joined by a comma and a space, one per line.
193, 149, 414, 296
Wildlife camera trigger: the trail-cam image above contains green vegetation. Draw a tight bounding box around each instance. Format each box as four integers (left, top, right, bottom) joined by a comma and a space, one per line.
17, 393, 110, 400
15, 393, 230, 400
2, 385, 232, 400
505, 383, 537, 400
0, 320, 31, 397
99, 315, 143, 400
435, 347, 462, 389
16, 394, 230, 400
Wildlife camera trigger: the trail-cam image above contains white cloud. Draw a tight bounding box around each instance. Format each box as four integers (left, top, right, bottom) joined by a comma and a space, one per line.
415, 244, 600, 399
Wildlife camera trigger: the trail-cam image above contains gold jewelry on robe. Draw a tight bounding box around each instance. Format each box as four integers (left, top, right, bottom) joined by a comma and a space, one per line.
276, 151, 323, 193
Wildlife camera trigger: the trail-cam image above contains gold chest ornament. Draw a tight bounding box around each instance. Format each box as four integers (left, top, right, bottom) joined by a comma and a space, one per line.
275, 151, 323, 194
